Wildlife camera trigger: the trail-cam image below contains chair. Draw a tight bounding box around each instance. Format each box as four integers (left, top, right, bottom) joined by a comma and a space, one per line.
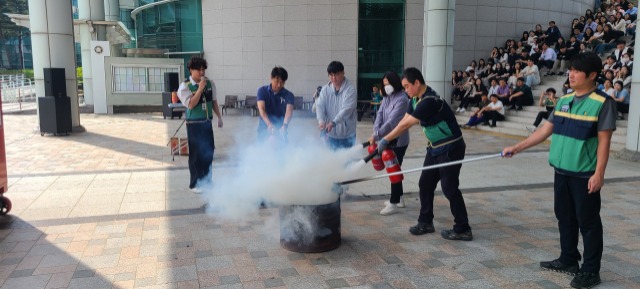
294, 96, 304, 110
243, 95, 258, 116
221, 95, 238, 115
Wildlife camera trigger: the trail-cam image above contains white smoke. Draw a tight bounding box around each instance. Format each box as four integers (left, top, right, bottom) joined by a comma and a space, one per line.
201, 124, 367, 221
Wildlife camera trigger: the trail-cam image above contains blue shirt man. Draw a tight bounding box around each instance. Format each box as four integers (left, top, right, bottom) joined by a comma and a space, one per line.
256, 66, 295, 141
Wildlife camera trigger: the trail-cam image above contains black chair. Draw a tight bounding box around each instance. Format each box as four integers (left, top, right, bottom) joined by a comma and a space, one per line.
221, 95, 238, 115
243, 95, 258, 116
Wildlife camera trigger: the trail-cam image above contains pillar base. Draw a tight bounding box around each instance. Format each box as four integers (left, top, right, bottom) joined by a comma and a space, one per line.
613, 149, 640, 162
72, 125, 87, 133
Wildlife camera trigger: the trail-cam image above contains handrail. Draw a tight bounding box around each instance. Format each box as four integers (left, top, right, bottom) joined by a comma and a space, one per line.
130, 0, 179, 21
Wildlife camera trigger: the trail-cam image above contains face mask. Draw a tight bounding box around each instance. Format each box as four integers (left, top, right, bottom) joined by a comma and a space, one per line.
384, 85, 394, 96
505, 65, 511, 70
622, 57, 630, 63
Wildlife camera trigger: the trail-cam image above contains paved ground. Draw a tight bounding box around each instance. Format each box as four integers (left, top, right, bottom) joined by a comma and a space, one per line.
0, 109, 639, 289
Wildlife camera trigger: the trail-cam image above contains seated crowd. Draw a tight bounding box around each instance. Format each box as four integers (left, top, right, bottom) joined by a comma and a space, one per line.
452, 1, 635, 129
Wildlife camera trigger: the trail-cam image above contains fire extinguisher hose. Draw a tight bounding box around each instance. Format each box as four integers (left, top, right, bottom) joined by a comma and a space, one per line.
337, 152, 505, 186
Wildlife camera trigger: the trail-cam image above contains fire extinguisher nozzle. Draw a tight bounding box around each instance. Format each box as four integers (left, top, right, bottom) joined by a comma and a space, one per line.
363, 151, 377, 163
361, 141, 370, 148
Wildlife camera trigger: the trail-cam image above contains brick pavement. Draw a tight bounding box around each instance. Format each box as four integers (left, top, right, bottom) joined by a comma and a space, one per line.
0, 110, 638, 288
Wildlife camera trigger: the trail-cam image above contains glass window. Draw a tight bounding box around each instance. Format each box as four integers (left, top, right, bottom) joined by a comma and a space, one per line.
358, 0, 405, 100
112, 65, 179, 93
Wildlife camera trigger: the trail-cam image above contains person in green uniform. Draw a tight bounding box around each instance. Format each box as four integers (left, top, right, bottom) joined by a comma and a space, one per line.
177, 56, 223, 192
503, 52, 616, 289
377, 67, 473, 241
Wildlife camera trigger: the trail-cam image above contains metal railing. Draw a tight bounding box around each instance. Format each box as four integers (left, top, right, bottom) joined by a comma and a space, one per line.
0, 74, 36, 113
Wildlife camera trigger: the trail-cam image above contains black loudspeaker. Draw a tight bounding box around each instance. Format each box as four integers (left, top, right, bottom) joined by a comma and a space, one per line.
44, 68, 67, 97
38, 96, 72, 135
164, 72, 180, 92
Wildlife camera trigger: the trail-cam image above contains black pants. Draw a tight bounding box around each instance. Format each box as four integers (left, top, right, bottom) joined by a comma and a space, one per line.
187, 120, 215, 189
510, 95, 533, 109
537, 60, 554, 70
554, 172, 602, 273
389, 145, 408, 204
460, 94, 480, 109
498, 96, 510, 106
616, 102, 629, 114
483, 111, 504, 125
533, 111, 551, 127
418, 139, 471, 233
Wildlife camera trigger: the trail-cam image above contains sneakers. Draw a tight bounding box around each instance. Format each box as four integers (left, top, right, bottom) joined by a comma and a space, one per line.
380, 203, 398, 215
190, 187, 203, 194
516, 106, 524, 111
489, 124, 496, 128
539, 259, 579, 276
384, 196, 405, 208
440, 229, 473, 241
461, 124, 471, 129
459, 107, 466, 113
526, 125, 537, 132
455, 107, 461, 113
409, 222, 435, 235
570, 272, 601, 289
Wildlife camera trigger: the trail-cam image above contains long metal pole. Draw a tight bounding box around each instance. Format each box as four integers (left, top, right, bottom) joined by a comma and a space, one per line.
337, 153, 504, 185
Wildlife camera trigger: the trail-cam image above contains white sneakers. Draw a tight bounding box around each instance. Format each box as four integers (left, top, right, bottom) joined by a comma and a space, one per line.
456, 107, 466, 113
526, 125, 537, 133
190, 187, 203, 194
381, 197, 405, 215
455, 107, 461, 113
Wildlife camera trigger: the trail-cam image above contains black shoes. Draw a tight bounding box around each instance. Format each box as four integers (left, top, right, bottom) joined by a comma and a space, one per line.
570, 272, 601, 289
540, 259, 579, 276
516, 106, 524, 111
440, 229, 473, 241
409, 222, 435, 235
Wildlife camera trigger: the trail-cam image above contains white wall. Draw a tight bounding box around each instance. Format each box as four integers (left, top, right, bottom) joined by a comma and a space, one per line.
202, 0, 358, 100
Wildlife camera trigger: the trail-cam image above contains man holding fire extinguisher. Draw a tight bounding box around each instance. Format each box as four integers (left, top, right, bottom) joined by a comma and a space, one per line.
377, 67, 473, 241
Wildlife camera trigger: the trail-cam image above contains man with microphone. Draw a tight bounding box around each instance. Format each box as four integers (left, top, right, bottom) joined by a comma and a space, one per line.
177, 56, 223, 193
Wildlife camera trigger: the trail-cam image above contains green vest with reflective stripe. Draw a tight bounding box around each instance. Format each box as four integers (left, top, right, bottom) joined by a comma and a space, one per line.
411, 97, 456, 147
185, 80, 214, 120
549, 92, 605, 176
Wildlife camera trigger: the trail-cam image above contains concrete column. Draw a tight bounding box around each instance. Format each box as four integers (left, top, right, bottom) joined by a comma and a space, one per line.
28, 0, 80, 128
422, 0, 455, 103
104, 0, 119, 21
624, 27, 640, 155
79, 0, 105, 105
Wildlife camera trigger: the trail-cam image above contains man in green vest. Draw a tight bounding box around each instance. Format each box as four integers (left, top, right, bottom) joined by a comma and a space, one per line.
503, 52, 616, 289
177, 56, 223, 193
376, 67, 473, 241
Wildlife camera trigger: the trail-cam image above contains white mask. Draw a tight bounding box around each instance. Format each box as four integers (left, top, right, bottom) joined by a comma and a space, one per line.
384, 85, 394, 96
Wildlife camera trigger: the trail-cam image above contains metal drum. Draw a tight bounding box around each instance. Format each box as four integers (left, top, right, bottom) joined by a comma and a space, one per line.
279, 199, 341, 253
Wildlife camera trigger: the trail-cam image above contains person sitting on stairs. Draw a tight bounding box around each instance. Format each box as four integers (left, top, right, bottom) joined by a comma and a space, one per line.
527, 88, 557, 132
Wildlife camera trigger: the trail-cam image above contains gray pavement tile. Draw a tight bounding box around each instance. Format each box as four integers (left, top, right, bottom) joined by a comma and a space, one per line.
158, 254, 178, 262
496, 267, 544, 283
67, 276, 112, 289
515, 242, 536, 249
602, 261, 640, 278
264, 277, 286, 288
249, 250, 269, 258
174, 241, 193, 248
456, 279, 500, 289
309, 257, 329, 265
9, 269, 34, 278
238, 225, 252, 232
205, 224, 222, 229
278, 268, 299, 277
287, 253, 305, 261
459, 270, 483, 281
255, 256, 294, 271
1, 257, 23, 265
372, 282, 394, 289
219, 275, 241, 284
382, 255, 403, 264
602, 254, 621, 262
0, 274, 51, 289
479, 260, 502, 269
430, 251, 451, 259
196, 250, 213, 258
423, 259, 445, 268
325, 278, 349, 288
536, 280, 563, 289
195, 255, 234, 271
72, 269, 95, 279
134, 277, 156, 288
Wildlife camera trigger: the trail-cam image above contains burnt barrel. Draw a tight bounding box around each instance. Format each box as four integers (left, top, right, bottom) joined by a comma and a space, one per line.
279, 199, 341, 253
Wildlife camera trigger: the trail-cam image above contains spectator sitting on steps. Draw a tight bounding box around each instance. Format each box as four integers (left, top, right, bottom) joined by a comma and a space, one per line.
508, 77, 534, 111
480, 94, 506, 128
461, 94, 490, 129
527, 87, 557, 132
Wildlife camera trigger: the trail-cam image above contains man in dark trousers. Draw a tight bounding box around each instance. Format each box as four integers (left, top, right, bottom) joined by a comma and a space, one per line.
376, 67, 472, 241
177, 56, 223, 192
503, 52, 616, 289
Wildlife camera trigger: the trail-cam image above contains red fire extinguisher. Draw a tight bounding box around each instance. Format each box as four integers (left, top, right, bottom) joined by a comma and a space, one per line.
367, 143, 385, 171
382, 148, 404, 184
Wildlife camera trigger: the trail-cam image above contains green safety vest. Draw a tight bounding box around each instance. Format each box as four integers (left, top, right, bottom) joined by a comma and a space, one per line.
185, 80, 214, 120
549, 92, 605, 177
411, 96, 459, 148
